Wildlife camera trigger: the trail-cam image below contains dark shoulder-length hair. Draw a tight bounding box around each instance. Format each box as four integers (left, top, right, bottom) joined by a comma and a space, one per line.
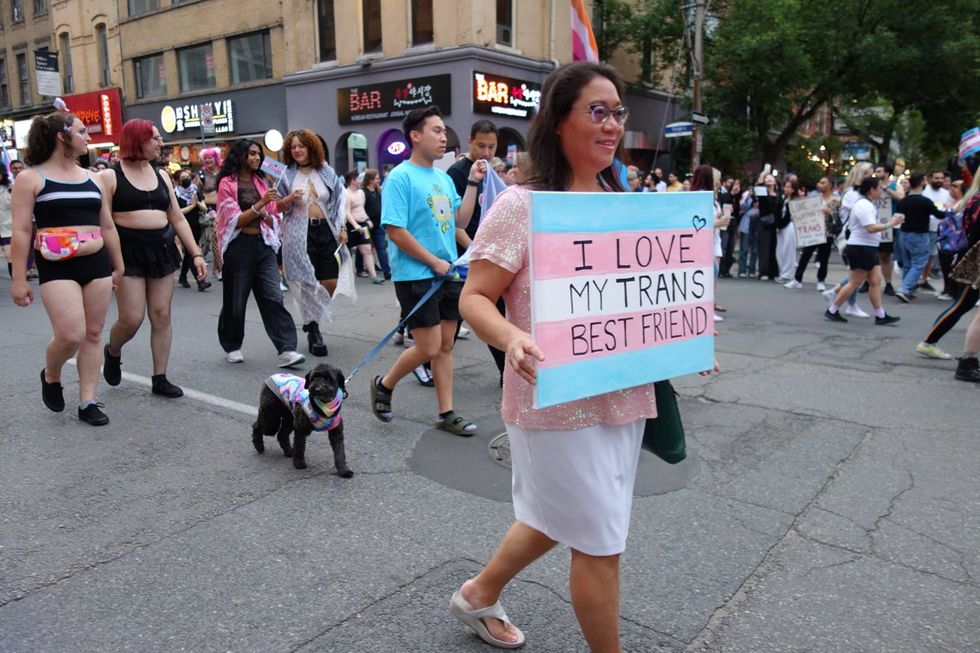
524, 62, 627, 192
690, 164, 715, 192
218, 139, 264, 183
282, 128, 325, 168
25, 111, 77, 166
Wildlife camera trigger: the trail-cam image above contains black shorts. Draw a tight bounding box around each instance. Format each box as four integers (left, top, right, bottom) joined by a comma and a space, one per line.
878, 241, 894, 254
36, 247, 113, 285
394, 279, 462, 331
347, 223, 371, 247
844, 245, 880, 271
307, 222, 339, 281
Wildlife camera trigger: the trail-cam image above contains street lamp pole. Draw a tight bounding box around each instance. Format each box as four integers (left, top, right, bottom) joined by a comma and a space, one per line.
690, 0, 705, 169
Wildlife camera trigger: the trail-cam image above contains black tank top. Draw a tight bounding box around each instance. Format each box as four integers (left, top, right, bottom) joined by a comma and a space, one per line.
33, 174, 103, 229
111, 163, 172, 213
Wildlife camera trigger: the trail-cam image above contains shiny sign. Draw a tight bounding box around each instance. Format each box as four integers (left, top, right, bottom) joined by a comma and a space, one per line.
472, 71, 541, 119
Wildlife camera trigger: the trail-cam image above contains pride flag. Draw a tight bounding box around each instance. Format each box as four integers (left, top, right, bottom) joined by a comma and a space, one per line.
959, 127, 980, 162
571, 0, 599, 63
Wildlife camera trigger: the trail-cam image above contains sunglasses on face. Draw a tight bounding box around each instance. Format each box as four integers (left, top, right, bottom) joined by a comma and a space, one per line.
581, 104, 630, 126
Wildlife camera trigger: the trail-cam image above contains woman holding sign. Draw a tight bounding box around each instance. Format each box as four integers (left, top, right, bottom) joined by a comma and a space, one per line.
458, 61, 716, 652
100, 119, 207, 399
214, 139, 304, 367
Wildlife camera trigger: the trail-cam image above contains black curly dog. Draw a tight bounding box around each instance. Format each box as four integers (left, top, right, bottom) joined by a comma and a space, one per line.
251, 363, 354, 478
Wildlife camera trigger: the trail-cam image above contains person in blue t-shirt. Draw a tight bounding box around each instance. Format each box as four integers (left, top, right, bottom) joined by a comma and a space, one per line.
370, 105, 486, 435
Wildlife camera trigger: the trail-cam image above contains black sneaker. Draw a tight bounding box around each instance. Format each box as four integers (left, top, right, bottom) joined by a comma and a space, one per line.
78, 402, 110, 426
151, 374, 184, 398
824, 309, 847, 323
954, 357, 980, 383
894, 291, 912, 303
875, 314, 900, 326
884, 283, 896, 296
103, 344, 122, 386
40, 369, 65, 412
919, 281, 936, 292
178, 278, 191, 288
197, 281, 212, 292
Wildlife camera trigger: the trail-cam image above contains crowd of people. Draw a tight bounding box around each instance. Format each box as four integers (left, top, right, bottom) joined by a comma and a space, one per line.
3, 56, 979, 651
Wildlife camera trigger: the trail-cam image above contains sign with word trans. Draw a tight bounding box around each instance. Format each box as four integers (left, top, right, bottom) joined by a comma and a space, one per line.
337, 75, 452, 125
788, 196, 826, 248
529, 192, 716, 408
472, 71, 541, 119
160, 99, 235, 134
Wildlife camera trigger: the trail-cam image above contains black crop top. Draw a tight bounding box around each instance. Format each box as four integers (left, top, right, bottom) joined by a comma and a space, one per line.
111, 163, 172, 213
34, 174, 103, 229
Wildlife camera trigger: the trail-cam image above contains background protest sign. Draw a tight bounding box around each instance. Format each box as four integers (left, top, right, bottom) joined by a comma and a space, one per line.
788, 196, 826, 248
875, 198, 894, 243
529, 191, 716, 408
260, 157, 287, 181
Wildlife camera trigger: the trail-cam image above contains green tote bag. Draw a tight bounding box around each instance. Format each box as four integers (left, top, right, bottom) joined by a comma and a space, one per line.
642, 380, 686, 464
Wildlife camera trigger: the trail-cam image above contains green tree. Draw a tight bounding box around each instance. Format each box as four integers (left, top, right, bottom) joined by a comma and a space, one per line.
597, 0, 685, 86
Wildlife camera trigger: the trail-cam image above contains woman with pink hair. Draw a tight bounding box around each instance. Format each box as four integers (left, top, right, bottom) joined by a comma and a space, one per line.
199, 146, 223, 278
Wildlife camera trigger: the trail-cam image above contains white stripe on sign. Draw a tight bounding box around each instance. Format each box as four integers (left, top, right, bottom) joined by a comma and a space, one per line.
532, 266, 715, 321
66, 359, 257, 417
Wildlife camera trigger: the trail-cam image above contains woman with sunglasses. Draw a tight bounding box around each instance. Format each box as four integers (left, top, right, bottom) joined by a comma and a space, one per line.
9, 112, 124, 425
457, 61, 716, 652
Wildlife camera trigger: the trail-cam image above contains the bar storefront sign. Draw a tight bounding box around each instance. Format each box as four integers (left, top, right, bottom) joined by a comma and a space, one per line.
472, 71, 541, 120
337, 74, 452, 125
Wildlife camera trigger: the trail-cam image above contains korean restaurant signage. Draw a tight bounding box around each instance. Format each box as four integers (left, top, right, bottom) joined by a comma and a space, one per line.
160, 98, 235, 135
64, 88, 124, 144
337, 74, 452, 125
472, 71, 541, 120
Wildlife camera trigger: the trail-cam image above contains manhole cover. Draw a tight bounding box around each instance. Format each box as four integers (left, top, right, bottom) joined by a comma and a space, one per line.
488, 432, 511, 468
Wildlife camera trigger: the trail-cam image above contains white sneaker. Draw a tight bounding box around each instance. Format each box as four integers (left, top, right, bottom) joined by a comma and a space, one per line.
458, 326, 471, 338
280, 280, 289, 292
816, 282, 827, 292
277, 350, 305, 368
844, 305, 870, 319
225, 350, 244, 363
783, 280, 803, 289
713, 313, 724, 322
821, 289, 837, 306
935, 293, 953, 301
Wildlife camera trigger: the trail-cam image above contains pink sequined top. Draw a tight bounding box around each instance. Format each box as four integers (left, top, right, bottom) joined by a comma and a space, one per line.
470, 185, 659, 431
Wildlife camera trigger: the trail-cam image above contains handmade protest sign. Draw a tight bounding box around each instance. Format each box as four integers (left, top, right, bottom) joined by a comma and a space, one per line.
788, 196, 826, 248
529, 191, 716, 408
875, 198, 893, 243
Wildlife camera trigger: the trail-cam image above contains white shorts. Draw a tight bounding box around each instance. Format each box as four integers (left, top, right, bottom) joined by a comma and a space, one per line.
506, 418, 644, 556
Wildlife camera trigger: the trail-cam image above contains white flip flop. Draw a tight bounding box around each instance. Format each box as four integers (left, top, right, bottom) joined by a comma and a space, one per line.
449, 590, 526, 649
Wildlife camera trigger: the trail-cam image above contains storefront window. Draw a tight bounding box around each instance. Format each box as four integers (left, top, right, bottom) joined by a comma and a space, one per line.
229, 31, 272, 85
496, 0, 513, 46
411, 0, 433, 46
317, 0, 336, 61
178, 43, 216, 93
362, 0, 382, 53
135, 53, 166, 99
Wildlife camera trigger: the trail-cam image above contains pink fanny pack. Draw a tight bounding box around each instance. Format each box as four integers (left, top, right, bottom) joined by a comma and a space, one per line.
34, 229, 102, 261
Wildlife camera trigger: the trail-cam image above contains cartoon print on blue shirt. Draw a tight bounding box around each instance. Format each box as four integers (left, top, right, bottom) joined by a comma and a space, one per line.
428, 183, 454, 233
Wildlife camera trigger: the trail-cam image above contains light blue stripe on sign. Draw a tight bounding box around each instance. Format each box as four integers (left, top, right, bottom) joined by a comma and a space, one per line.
530, 191, 715, 233
533, 335, 714, 409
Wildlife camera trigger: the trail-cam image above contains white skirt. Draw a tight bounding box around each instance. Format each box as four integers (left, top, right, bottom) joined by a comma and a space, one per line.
776, 221, 798, 279
506, 419, 644, 556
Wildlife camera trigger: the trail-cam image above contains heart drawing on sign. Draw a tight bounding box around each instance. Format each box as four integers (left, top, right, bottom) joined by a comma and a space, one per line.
692, 215, 707, 232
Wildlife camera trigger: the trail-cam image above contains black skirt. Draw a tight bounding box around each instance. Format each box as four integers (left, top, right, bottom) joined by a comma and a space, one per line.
117, 224, 182, 278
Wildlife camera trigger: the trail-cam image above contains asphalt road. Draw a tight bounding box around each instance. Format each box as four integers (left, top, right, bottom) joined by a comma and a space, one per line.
0, 259, 977, 653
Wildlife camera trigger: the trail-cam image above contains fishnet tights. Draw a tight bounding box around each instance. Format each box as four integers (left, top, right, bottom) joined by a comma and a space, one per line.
108, 275, 176, 375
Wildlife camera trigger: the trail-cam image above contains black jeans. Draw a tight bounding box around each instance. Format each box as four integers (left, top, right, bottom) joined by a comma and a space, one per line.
924, 283, 980, 345
218, 234, 297, 354
795, 238, 833, 283
718, 222, 739, 275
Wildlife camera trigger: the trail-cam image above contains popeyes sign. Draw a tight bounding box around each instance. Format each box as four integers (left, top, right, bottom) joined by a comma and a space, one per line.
64, 88, 123, 144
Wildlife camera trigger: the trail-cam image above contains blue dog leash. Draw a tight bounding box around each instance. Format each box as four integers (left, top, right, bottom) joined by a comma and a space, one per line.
344, 267, 461, 385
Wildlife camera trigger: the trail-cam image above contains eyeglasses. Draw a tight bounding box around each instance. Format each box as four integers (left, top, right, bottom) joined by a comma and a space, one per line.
580, 104, 629, 126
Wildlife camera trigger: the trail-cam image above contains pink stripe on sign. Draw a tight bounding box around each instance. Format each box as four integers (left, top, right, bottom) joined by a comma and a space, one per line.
535, 300, 714, 369
532, 229, 714, 280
